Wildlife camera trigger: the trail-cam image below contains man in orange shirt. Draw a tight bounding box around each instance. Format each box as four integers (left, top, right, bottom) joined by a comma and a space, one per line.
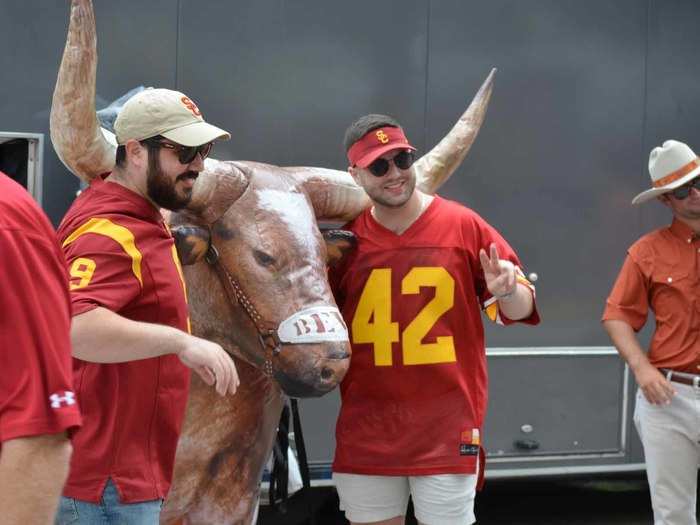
603, 140, 700, 525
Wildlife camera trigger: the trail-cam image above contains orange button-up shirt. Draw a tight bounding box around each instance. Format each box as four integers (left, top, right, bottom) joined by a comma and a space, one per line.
603, 218, 700, 373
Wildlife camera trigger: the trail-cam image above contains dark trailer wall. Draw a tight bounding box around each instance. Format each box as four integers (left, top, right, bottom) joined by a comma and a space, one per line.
2, 0, 699, 477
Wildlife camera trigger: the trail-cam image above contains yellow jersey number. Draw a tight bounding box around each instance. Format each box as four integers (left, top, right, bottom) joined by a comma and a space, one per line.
351, 267, 456, 366
69, 257, 96, 290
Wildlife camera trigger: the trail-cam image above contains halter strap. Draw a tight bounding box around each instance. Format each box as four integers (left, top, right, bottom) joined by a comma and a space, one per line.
205, 244, 281, 377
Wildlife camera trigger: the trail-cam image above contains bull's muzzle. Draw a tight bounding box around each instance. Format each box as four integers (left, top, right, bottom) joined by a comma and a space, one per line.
271, 306, 351, 397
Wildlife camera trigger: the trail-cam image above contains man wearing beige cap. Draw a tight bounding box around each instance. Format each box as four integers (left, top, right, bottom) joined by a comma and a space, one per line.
603, 140, 700, 525
54, 88, 239, 524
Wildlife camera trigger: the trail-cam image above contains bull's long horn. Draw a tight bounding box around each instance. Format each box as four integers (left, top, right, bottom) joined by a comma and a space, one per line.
50, 0, 115, 183
414, 68, 496, 194
289, 167, 370, 223
186, 159, 250, 224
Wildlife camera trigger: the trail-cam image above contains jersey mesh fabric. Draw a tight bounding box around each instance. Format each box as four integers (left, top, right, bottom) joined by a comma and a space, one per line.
0, 172, 82, 446
330, 196, 539, 476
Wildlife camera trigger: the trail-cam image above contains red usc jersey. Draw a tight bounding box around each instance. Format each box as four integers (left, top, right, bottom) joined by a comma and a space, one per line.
330, 196, 539, 476
57, 176, 190, 503
0, 172, 81, 446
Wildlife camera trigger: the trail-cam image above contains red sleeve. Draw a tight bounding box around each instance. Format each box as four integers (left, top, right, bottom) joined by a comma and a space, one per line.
0, 229, 82, 442
469, 215, 539, 326
602, 253, 649, 331
62, 232, 142, 316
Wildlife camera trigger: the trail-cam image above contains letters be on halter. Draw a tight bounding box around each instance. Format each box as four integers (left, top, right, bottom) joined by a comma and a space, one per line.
278, 306, 349, 344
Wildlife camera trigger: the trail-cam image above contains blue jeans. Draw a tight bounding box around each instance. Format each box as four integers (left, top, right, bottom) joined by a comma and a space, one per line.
55, 479, 163, 525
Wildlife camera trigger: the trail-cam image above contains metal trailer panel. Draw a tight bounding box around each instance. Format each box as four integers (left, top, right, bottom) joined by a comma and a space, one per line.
176, 0, 430, 169
0, 0, 178, 225
485, 349, 626, 458
427, 0, 649, 348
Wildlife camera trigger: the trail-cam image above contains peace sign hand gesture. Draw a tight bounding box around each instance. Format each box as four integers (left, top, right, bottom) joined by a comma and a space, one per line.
479, 243, 517, 299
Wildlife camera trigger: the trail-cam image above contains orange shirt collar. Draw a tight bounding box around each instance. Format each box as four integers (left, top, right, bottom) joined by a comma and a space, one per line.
668, 218, 697, 243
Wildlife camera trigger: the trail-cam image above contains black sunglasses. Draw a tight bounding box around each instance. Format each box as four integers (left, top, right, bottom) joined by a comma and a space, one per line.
367, 150, 416, 177
144, 139, 213, 165
671, 177, 700, 200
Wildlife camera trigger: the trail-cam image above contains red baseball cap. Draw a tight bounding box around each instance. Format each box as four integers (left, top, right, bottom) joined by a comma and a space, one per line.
347, 126, 416, 168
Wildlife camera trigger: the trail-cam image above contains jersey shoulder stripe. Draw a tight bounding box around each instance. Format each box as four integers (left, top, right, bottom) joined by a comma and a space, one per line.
62, 217, 144, 288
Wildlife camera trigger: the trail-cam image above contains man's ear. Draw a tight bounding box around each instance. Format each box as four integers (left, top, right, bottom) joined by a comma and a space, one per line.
171, 225, 211, 265
124, 139, 146, 168
323, 229, 357, 267
348, 166, 360, 182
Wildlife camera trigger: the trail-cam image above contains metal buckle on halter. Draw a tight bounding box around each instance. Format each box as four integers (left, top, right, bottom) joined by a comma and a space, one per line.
694, 376, 700, 389
258, 331, 282, 356
205, 244, 220, 265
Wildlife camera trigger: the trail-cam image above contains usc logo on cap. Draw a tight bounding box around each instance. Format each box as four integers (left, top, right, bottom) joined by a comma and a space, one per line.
375, 130, 389, 144
181, 96, 202, 117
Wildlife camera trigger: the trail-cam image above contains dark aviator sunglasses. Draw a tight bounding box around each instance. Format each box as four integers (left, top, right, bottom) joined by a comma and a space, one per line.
671, 177, 700, 200
143, 139, 214, 165
367, 150, 416, 177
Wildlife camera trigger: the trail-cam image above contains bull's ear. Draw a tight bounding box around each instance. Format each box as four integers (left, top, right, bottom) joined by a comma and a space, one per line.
323, 229, 357, 267
171, 225, 211, 266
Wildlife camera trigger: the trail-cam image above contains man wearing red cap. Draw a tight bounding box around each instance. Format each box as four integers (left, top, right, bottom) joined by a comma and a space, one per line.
604, 140, 700, 525
329, 114, 539, 525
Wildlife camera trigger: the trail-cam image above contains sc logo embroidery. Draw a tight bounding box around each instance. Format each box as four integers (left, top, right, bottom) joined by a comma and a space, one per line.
181, 96, 202, 117
375, 130, 389, 144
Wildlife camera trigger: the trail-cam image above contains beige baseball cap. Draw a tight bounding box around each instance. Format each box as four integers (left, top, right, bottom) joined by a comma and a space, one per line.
114, 88, 231, 146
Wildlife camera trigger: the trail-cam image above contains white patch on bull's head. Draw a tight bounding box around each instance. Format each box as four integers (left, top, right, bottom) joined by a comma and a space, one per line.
256, 189, 318, 253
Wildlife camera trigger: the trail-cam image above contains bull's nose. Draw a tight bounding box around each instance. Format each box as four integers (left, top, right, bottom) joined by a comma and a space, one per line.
318, 357, 348, 388
273, 343, 350, 397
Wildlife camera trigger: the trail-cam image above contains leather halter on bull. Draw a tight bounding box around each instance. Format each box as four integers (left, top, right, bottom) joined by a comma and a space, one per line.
206, 242, 282, 377
207, 226, 355, 376
204, 241, 349, 378
50, 1, 495, 522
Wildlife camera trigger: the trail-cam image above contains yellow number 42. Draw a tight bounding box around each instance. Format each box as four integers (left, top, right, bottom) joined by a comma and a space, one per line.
351, 267, 456, 366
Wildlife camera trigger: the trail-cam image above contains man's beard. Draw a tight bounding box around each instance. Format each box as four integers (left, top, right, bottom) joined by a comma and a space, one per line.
146, 152, 198, 210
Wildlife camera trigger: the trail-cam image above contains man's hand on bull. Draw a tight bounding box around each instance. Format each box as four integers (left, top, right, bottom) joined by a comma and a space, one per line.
177, 335, 240, 396
479, 243, 517, 300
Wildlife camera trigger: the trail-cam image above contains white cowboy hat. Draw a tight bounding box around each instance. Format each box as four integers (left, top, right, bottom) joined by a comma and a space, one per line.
632, 140, 700, 205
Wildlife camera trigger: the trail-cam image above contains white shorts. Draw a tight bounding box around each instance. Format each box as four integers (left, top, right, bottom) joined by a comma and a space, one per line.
333, 471, 477, 525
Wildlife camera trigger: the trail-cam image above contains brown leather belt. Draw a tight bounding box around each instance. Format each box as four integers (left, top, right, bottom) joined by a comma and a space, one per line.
660, 368, 700, 387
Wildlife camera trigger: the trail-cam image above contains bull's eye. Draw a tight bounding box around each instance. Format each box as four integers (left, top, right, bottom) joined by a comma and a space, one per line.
253, 249, 276, 267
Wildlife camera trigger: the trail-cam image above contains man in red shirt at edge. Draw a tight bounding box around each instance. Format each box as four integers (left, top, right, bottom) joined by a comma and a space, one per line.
603, 140, 700, 525
0, 171, 82, 524
329, 114, 539, 525
54, 88, 239, 525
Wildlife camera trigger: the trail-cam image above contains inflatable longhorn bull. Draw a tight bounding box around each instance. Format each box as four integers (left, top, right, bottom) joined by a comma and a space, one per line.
50, 0, 494, 522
